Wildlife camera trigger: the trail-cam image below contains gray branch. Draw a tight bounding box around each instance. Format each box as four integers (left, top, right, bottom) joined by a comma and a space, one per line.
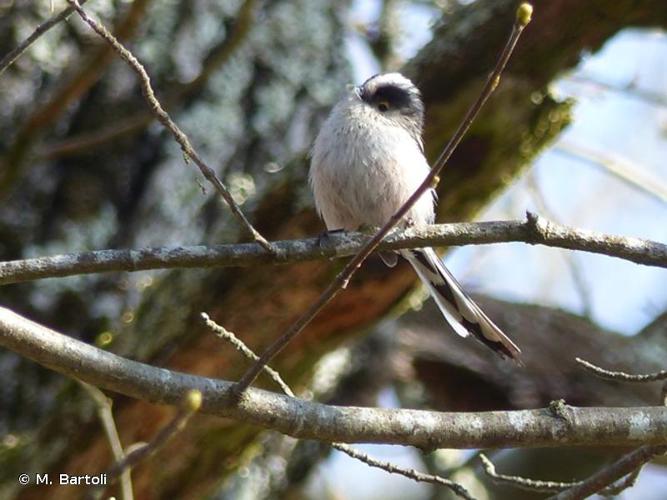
552, 445, 667, 499
0, 1, 89, 76
1, 213, 665, 286
1, 306, 666, 450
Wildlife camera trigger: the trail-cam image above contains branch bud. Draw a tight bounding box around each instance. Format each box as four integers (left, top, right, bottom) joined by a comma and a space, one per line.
183, 389, 202, 412
516, 3, 533, 27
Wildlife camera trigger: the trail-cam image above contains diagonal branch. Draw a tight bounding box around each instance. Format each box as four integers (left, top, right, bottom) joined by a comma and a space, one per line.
1, 214, 665, 286
66, 0, 273, 252
232, 4, 533, 394
1, 306, 667, 450
0, 1, 89, 76
100, 390, 201, 489
0, 0, 150, 196
551, 445, 667, 500
78, 381, 134, 500
576, 358, 667, 382
480, 453, 577, 494
481, 452, 648, 497
40, 0, 259, 160
202, 314, 474, 500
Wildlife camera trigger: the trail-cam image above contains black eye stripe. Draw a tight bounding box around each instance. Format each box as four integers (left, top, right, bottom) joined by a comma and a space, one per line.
358, 77, 425, 137
372, 85, 413, 109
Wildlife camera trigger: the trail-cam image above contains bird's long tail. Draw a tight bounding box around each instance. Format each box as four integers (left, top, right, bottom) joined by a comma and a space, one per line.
401, 247, 521, 361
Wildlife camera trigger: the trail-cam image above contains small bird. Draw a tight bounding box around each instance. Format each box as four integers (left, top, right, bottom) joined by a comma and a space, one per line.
309, 73, 521, 360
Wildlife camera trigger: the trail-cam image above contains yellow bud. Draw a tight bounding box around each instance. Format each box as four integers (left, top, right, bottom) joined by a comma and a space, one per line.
184, 390, 202, 412
95, 331, 114, 348
516, 3, 533, 26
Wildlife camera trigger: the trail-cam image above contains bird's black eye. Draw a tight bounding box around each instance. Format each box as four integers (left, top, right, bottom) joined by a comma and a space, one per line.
377, 101, 389, 112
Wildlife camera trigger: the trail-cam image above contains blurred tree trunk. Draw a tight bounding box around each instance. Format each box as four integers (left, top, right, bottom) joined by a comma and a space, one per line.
0, 0, 665, 498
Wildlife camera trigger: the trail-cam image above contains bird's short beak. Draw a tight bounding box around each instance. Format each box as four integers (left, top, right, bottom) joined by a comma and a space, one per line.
347, 84, 362, 99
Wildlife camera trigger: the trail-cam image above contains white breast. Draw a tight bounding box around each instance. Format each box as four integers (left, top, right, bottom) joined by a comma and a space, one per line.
310, 94, 435, 231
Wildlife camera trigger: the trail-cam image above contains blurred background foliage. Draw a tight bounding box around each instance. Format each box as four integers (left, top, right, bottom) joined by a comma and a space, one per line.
0, 0, 665, 498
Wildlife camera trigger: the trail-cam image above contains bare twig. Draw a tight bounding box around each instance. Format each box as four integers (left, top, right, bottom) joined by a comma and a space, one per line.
0, 1, 89, 76
525, 172, 593, 315
551, 445, 667, 500
1, 215, 665, 286
564, 73, 667, 108
65, 0, 273, 252
79, 381, 134, 500
203, 313, 474, 499
40, 0, 258, 160
576, 358, 667, 382
554, 139, 667, 205
480, 453, 577, 493
2, 306, 667, 450
202, 313, 294, 397
1, 0, 150, 196
103, 390, 202, 485
600, 467, 642, 496
332, 443, 474, 500
232, 4, 533, 394
481, 452, 647, 497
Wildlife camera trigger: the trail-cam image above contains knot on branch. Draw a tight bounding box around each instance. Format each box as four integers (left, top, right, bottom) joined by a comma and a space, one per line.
525, 210, 550, 244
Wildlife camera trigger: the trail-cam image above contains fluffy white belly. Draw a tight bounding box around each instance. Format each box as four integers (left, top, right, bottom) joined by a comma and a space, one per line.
310, 113, 435, 231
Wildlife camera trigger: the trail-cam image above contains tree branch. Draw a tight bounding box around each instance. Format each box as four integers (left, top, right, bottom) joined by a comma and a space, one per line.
66, 0, 272, 252
40, 0, 258, 160
0, 1, 89, 76
0, 0, 152, 197
100, 390, 201, 490
79, 381, 134, 500
480, 452, 646, 497
231, 3, 533, 394
576, 357, 667, 383
1, 214, 665, 286
203, 314, 474, 499
480, 453, 577, 494
552, 445, 667, 500
1, 306, 666, 450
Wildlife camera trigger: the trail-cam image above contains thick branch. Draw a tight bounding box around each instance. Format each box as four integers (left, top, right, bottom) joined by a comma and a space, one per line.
1, 215, 665, 285
1, 307, 666, 450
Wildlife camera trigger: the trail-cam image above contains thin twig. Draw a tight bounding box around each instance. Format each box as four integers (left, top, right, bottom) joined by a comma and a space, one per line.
65, 0, 273, 253
1, 215, 665, 286
78, 381, 134, 500
480, 453, 577, 493
0, 1, 89, 76
525, 172, 593, 316
1, 0, 151, 198
202, 313, 474, 499
202, 313, 294, 397
232, 2, 531, 394
551, 445, 667, 500
481, 453, 647, 497
40, 0, 258, 160
2, 306, 667, 450
576, 358, 667, 382
564, 73, 667, 108
600, 468, 642, 497
102, 390, 202, 486
554, 139, 667, 205
332, 443, 474, 500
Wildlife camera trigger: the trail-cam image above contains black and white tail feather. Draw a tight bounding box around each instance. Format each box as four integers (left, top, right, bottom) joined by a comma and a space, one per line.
402, 248, 521, 361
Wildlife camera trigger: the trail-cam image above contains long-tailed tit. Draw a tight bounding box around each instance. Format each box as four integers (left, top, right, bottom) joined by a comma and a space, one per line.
310, 73, 521, 360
